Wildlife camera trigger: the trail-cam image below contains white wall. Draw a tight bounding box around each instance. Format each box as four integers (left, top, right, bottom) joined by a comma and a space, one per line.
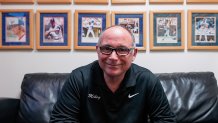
0, 1, 218, 98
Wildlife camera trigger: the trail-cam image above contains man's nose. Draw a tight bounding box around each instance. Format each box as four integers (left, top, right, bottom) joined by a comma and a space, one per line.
109, 50, 119, 59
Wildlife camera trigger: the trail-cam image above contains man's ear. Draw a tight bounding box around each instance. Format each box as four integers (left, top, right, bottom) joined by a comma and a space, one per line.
96, 46, 99, 52
132, 48, 138, 61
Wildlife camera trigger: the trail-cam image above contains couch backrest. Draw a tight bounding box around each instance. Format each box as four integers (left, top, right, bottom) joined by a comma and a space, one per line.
17, 72, 218, 123
156, 72, 218, 123
17, 73, 69, 123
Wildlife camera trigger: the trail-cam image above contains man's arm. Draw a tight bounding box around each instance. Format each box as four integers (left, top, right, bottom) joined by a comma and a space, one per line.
50, 72, 81, 123
147, 75, 176, 123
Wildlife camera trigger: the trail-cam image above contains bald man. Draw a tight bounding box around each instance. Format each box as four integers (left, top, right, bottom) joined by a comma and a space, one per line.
50, 25, 175, 123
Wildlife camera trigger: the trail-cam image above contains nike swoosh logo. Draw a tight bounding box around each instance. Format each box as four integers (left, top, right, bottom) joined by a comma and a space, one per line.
128, 93, 139, 98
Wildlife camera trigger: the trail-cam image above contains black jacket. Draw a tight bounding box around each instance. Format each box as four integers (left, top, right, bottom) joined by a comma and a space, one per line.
50, 61, 176, 123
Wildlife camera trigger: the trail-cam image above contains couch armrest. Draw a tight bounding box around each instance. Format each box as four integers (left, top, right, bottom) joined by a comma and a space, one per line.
0, 98, 20, 123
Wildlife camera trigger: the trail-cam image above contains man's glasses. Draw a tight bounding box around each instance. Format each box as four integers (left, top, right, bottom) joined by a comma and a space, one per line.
99, 46, 134, 56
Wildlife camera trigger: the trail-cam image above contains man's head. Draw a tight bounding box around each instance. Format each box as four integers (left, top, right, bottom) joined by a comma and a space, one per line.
50, 18, 56, 28
96, 25, 138, 78
9, 18, 25, 35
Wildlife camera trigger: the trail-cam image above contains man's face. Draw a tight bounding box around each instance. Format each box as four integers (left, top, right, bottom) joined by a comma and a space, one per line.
51, 21, 55, 28
11, 25, 19, 35
96, 27, 137, 78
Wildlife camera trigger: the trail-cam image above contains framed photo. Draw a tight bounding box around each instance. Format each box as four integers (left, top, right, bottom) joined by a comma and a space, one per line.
0, 0, 34, 4
188, 10, 218, 50
74, 0, 108, 4
112, 11, 146, 50
36, 10, 71, 50
37, 0, 72, 4
187, 0, 218, 4
74, 10, 110, 50
0, 9, 34, 49
150, 10, 184, 50
112, 0, 146, 4
150, 0, 183, 4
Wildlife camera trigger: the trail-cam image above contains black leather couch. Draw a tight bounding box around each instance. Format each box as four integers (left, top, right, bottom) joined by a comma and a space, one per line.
0, 72, 218, 123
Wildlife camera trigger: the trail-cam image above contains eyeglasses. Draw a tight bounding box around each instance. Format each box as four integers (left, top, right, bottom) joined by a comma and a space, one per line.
99, 46, 134, 56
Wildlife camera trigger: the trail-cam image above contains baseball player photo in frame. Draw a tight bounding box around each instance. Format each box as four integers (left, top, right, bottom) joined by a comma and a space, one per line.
0, 9, 34, 49
74, 0, 108, 4
112, 11, 146, 51
112, 0, 146, 4
187, 0, 218, 4
74, 10, 110, 50
149, 0, 183, 4
188, 10, 218, 50
37, 0, 72, 4
0, 0, 34, 4
150, 10, 184, 51
36, 10, 71, 50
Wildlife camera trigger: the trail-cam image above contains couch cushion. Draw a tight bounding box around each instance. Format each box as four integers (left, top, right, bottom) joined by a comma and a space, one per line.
17, 73, 69, 123
156, 72, 218, 123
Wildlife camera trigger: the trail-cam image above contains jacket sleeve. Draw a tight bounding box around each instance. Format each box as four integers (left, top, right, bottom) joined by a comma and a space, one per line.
50, 71, 82, 123
147, 74, 176, 123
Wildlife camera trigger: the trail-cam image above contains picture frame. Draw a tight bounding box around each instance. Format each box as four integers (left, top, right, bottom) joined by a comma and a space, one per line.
74, 10, 110, 50
74, 0, 108, 4
111, 0, 146, 4
37, 0, 72, 4
149, 0, 183, 4
36, 10, 71, 50
0, 9, 34, 49
112, 11, 146, 50
0, 0, 34, 4
188, 10, 218, 50
187, 0, 218, 4
150, 10, 184, 50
